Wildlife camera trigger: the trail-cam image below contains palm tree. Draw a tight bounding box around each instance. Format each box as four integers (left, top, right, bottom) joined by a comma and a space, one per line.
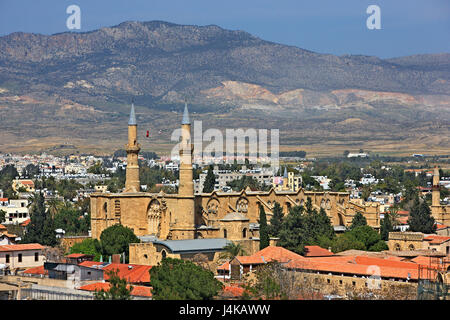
388, 206, 400, 228
47, 199, 63, 218
219, 242, 246, 261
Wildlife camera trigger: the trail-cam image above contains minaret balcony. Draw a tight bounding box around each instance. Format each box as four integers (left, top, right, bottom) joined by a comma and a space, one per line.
126, 144, 141, 152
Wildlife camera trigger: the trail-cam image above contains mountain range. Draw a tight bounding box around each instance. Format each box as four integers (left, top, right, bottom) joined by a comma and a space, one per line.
0, 20, 448, 156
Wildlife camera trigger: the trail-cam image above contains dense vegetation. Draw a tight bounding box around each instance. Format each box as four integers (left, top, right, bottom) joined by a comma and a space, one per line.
94, 269, 133, 300
69, 224, 140, 262
271, 198, 388, 254
149, 258, 223, 300
0, 165, 19, 199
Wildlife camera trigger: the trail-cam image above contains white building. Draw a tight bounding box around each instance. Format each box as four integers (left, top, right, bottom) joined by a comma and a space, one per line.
0, 199, 29, 225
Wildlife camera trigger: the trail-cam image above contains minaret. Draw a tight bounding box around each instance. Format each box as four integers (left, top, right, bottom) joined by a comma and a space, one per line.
283, 167, 289, 190
432, 166, 440, 207
172, 102, 196, 239
124, 103, 141, 193
179, 102, 194, 197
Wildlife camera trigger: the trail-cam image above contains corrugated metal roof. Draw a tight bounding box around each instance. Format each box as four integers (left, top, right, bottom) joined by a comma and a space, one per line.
151, 238, 231, 253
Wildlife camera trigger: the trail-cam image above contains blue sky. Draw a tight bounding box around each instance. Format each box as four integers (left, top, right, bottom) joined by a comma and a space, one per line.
0, 0, 448, 58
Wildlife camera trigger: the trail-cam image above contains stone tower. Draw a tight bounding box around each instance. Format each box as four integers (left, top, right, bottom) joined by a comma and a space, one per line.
124, 103, 141, 193
171, 102, 196, 239
432, 166, 440, 207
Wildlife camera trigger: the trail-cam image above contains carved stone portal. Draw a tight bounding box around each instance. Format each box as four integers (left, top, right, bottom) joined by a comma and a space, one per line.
147, 198, 166, 236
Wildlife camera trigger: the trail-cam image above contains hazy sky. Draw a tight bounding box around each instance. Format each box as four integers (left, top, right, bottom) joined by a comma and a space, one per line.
0, 0, 449, 58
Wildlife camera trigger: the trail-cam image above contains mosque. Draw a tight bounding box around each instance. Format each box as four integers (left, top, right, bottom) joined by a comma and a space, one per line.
90, 103, 384, 264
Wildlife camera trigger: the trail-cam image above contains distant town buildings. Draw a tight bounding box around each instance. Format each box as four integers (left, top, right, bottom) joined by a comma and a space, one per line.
196, 165, 275, 193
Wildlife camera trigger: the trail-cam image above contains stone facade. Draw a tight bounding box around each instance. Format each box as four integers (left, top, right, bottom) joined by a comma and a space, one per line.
388, 232, 425, 251
60, 236, 91, 253
431, 167, 450, 225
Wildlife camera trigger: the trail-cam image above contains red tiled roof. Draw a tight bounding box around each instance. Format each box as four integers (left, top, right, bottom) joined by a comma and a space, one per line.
23, 265, 47, 276
0, 243, 45, 252
103, 263, 152, 284
285, 255, 429, 280
353, 256, 421, 269
397, 210, 410, 216
233, 246, 306, 266
424, 235, 450, 245
0, 232, 17, 239
130, 285, 152, 297
0, 198, 8, 202
236, 255, 265, 265
410, 256, 441, 267
217, 261, 230, 270
303, 246, 334, 257
0, 224, 7, 231
222, 285, 245, 297
20, 219, 31, 227
435, 223, 449, 230
78, 282, 152, 297
396, 216, 410, 225
18, 180, 34, 185
219, 246, 306, 272
66, 253, 89, 258
78, 261, 152, 284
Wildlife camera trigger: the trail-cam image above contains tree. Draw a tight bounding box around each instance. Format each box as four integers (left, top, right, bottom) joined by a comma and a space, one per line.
388, 205, 400, 228
149, 258, 223, 300
87, 161, 107, 175
22, 164, 40, 178
278, 206, 307, 254
332, 225, 387, 253
218, 242, 246, 261
361, 185, 371, 201
350, 212, 367, 230
380, 213, 393, 241
0, 209, 6, 223
94, 269, 133, 300
268, 202, 283, 237
0, 165, 19, 199
53, 202, 89, 236
243, 261, 302, 300
305, 197, 313, 214
259, 204, 270, 250
227, 175, 263, 191
408, 197, 436, 234
69, 238, 102, 261
331, 234, 366, 253
99, 224, 140, 262
21, 193, 57, 246
47, 199, 63, 218
202, 166, 216, 193
306, 207, 336, 248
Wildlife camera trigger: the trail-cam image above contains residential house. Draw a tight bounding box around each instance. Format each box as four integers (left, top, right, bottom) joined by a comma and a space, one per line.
0, 244, 45, 271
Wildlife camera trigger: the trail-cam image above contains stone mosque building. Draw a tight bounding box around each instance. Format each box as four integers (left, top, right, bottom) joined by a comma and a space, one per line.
90, 103, 385, 265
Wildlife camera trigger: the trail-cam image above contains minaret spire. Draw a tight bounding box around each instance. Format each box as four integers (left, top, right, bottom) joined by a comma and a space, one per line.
128, 101, 136, 125
182, 100, 190, 125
